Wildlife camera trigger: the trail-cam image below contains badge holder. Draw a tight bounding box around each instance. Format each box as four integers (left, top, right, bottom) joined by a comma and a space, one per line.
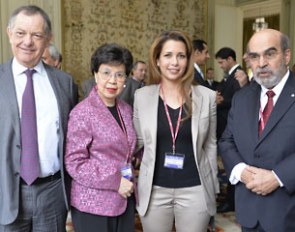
121, 163, 132, 180
164, 152, 185, 169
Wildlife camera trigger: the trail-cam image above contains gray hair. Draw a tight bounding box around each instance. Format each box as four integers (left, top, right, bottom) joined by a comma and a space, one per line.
8, 5, 52, 36
48, 43, 62, 62
280, 33, 290, 52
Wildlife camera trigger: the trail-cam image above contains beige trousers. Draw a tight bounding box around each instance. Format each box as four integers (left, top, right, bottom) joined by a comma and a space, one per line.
140, 185, 210, 232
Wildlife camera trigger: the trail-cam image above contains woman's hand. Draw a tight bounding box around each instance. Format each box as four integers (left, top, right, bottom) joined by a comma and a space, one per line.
118, 177, 134, 198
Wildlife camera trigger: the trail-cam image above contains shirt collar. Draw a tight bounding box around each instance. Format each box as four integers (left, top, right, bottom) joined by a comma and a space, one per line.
229, 64, 240, 75
194, 63, 202, 73
12, 58, 46, 76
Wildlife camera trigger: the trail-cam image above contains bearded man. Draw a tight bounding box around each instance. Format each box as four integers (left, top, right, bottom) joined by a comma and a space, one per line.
218, 29, 295, 232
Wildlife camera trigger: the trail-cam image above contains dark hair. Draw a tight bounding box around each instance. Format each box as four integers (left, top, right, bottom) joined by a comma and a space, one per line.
8, 5, 52, 36
133, 60, 146, 70
91, 43, 133, 76
215, 47, 236, 61
206, 67, 214, 73
192, 39, 207, 52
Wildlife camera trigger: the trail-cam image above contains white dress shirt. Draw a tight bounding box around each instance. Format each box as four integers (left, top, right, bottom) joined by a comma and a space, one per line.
194, 63, 204, 79
229, 70, 290, 186
12, 59, 60, 177
228, 64, 240, 76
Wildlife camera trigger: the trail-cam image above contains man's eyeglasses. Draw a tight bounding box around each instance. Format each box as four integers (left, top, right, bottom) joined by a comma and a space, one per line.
247, 49, 279, 63
99, 70, 127, 82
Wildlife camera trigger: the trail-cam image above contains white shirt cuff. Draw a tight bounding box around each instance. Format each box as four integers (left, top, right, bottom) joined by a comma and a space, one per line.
272, 170, 284, 187
229, 162, 247, 185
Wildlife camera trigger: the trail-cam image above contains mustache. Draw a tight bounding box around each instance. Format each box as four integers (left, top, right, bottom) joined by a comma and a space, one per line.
256, 67, 272, 75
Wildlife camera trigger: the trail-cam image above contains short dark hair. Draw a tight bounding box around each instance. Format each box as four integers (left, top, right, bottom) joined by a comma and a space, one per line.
8, 5, 52, 36
90, 43, 133, 76
133, 60, 146, 70
206, 67, 214, 73
215, 47, 236, 61
192, 39, 207, 52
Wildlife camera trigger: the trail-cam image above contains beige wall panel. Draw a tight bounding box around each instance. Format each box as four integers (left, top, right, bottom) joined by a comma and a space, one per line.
62, 0, 207, 89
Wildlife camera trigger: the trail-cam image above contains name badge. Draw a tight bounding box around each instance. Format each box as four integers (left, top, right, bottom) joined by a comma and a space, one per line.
164, 152, 185, 169
121, 164, 132, 180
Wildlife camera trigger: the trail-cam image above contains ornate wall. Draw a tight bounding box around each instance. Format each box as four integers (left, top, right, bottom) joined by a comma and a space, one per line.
62, 0, 207, 90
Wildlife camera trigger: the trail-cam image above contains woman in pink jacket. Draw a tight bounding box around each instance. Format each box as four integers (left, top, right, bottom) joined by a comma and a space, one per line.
65, 43, 136, 232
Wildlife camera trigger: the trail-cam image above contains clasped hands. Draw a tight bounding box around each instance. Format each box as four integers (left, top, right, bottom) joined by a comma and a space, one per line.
118, 177, 134, 198
241, 166, 280, 196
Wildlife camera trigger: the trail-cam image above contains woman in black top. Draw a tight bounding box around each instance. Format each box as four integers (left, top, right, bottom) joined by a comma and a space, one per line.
133, 30, 219, 232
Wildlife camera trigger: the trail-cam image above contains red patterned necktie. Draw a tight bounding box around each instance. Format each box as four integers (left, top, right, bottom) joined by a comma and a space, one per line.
20, 69, 40, 185
259, 90, 275, 137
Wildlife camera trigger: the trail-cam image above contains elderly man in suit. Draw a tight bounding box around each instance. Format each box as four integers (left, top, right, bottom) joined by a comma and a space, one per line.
0, 5, 76, 232
42, 43, 63, 69
219, 29, 295, 232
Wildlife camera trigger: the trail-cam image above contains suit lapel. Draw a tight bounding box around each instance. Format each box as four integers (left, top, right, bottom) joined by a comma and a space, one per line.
191, 86, 202, 159
146, 85, 160, 164
259, 74, 295, 143
0, 60, 21, 142
247, 83, 261, 145
46, 66, 66, 133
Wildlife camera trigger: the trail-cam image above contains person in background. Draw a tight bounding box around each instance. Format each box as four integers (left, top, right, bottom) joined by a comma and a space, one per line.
219, 29, 295, 232
234, 69, 249, 88
42, 43, 79, 103
65, 43, 137, 232
205, 67, 219, 91
118, 60, 147, 106
215, 47, 242, 213
82, 76, 96, 98
131, 60, 147, 87
192, 39, 210, 87
0, 5, 77, 231
133, 30, 219, 232
42, 43, 62, 69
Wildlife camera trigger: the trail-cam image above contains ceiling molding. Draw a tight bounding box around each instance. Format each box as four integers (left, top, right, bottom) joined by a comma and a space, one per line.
242, 1, 281, 18
236, 0, 268, 6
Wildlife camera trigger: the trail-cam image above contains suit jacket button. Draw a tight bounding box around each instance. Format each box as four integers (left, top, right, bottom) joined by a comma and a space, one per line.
16, 144, 21, 149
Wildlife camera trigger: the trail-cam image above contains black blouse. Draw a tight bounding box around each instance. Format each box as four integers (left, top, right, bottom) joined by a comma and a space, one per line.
153, 97, 201, 188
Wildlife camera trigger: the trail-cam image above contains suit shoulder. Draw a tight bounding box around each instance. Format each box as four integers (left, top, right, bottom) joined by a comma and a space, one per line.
135, 84, 158, 96
117, 98, 133, 112
233, 81, 258, 99
193, 85, 215, 97
45, 64, 74, 81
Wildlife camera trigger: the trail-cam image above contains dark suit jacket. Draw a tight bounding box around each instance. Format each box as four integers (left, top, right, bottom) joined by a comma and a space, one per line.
0, 60, 76, 225
218, 71, 295, 232
194, 68, 209, 88
82, 77, 96, 98
216, 66, 241, 139
206, 80, 219, 91
118, 77, 141, 107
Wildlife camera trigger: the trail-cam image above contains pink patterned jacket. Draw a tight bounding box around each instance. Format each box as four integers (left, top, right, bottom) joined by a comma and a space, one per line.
65, 88, 136, 216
